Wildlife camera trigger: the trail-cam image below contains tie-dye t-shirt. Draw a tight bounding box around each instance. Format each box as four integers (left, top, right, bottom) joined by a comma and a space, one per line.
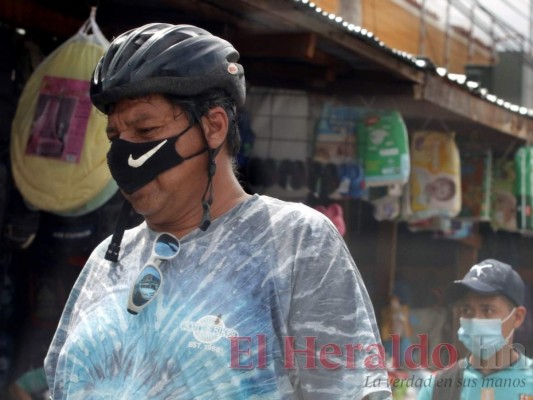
45, 195, 391, 399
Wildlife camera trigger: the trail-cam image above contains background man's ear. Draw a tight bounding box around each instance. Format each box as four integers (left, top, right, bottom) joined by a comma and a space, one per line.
513, 306, 527, 329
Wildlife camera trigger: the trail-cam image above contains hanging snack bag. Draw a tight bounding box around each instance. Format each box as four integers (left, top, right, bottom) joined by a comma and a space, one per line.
10, 9, 114, 214
409, 131, 461, 220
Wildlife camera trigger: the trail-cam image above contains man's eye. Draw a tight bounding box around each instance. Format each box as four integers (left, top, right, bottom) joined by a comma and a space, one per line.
138, 127, 156, 134
460, 307, 472, 316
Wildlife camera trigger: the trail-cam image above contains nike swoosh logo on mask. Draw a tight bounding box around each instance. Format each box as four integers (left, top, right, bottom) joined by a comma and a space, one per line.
128, 140, 168, 168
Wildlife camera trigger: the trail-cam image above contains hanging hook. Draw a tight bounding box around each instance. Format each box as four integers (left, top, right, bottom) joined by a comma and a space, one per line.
420, 116, 433, 130
437, 118, 451, 133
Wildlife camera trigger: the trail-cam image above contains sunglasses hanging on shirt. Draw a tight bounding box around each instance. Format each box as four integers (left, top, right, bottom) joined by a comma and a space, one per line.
127, 232, 180, 315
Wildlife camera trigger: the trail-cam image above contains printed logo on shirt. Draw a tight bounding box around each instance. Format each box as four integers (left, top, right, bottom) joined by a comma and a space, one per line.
181, 315, 239, 354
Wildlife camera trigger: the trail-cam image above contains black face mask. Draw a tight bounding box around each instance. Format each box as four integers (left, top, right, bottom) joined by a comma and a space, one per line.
107, 124, 207, 194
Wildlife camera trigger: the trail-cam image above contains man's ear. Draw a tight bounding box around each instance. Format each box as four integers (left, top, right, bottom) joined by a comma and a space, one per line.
513, 306, 527, 330
200, 106, 228, 149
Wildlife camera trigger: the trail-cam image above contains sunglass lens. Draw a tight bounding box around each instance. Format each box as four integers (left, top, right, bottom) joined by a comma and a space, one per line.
132, 265, 161, 307
155, 233, 180, 258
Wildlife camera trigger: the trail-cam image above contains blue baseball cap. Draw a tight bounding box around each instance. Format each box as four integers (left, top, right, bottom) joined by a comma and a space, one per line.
445, 259, 525, 307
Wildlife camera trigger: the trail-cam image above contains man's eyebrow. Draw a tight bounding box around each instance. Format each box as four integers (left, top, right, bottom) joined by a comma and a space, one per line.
106, 114, 156, 134
125, 114, 155, 126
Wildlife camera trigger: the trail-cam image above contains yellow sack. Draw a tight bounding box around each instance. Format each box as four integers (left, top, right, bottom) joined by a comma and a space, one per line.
10, 10, 114, 214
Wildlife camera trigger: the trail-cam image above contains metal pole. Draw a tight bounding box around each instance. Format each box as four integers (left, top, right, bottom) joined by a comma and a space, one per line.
340, 0, 360, 25
444, 0, 452, 69
489, 15, 496, 64
467, 2, 476, 64
530, 0, 533, 56
419, 0, 427, 56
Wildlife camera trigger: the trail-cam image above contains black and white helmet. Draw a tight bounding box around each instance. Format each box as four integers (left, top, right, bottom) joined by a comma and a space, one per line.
90, 23, 246, 113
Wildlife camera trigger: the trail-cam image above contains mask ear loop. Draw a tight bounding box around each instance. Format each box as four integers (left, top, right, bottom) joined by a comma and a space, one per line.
502, 307, 517, 342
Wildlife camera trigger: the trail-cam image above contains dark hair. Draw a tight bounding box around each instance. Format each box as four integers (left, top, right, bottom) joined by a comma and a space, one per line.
166, 90, 241, 160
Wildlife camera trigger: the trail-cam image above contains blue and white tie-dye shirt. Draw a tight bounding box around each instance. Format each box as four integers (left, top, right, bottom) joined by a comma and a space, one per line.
45, 195, 391, 400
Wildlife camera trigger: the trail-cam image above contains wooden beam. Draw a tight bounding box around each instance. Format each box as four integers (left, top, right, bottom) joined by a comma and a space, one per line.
233, 0, 427, 84
234, 32, 317, 60
242, 59, 334, 84
0, 0, 84, 38
417, 74, 533, 141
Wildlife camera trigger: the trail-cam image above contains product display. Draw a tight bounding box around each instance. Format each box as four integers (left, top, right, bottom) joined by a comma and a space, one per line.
358, 109, 410, 188
409, 130, 461, 221
10, 11, 114, 214
458, 149, 492, 221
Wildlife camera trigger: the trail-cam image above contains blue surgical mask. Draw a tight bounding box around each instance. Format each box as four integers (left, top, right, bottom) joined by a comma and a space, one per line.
458, 308, 516, 360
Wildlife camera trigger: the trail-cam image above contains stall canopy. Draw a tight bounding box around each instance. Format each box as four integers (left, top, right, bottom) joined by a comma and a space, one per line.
1, 0, 532, 151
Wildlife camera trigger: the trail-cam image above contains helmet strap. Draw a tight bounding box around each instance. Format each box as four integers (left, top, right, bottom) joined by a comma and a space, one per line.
199, 145, 221, 231
105, 199, 133, 262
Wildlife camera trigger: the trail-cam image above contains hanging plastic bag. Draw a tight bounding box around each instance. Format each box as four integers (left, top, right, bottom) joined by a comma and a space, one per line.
10, 8, 116, 215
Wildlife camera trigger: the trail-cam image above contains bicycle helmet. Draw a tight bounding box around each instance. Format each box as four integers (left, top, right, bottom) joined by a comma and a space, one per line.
90, 23, 246, 113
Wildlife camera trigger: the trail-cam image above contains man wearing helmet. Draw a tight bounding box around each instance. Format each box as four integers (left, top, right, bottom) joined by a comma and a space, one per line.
44, 23, 391, 400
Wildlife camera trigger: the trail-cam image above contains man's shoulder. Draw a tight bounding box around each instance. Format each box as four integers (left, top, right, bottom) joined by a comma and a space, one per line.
513, 352, 533, 371
254, 194, 311, 213
253, 195, 334, 226
521, 353, 533, 366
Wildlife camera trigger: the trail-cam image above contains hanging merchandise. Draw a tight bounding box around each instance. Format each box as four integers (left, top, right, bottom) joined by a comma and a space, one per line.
372, 194, 401, 221
433, 219, 475, 240
314, 102, 362, 164
10, 8, 115, 215
367, 185, 402, 221
261, 159, 309, 202
491, 159, 517, 232
337, 162, 366, 199
409, 131, 461, 221
357, 109, 410, 188
306, 161, 342, 201
515, 146, 533, 231
53, 178, 118, 217
458, 149, 492, 221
